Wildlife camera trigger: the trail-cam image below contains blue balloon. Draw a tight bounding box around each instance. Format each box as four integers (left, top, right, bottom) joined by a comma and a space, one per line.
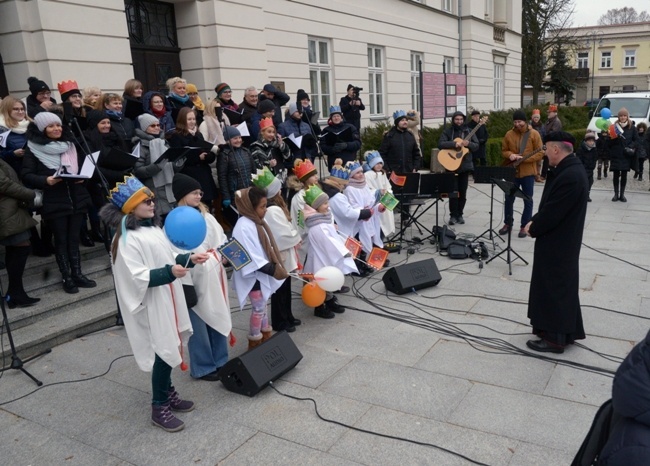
164, 206, 206, 250
600, 107, 611, 119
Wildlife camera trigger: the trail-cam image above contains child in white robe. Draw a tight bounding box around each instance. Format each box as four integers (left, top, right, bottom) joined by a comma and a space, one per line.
303, 185, 356, 319
171, 174, 231, 382
363, 151, 395, 237
289, 158, 320, 262
343, 161, 384, 254
252, 167, 302, 332
231, 186, 289, 350
100, 175, 209, 433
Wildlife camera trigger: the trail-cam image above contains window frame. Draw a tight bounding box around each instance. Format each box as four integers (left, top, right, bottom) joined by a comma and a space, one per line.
623, 49, 636, 68
308, 37, 333, 118
368, 45, 385, 116
600, 51, 612, 69
493, 63, 504, 110
577, 52, 589, 69
410, 52, 423, 112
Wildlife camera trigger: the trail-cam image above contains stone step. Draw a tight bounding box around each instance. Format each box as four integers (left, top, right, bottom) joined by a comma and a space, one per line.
1, 291, 119, 369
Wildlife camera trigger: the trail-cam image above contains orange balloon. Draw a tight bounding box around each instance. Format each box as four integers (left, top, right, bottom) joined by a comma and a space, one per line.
301, 282, 326, 307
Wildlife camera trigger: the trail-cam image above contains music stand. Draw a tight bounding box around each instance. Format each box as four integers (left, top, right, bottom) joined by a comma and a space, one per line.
389, 173, 423, 249
474, 166, 515, 249
419, 173, 457, 250
486, 178, 530, 275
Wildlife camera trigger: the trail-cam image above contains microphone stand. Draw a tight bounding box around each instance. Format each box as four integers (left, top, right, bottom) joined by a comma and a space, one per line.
69, 116, 124, 327
300, 106, 325, 180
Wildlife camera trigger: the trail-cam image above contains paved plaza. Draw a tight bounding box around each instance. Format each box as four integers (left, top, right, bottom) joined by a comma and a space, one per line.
1, 175, 649, 465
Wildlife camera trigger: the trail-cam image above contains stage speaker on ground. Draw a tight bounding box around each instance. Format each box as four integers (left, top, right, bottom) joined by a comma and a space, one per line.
218, 330, 302, 397
382, 258, 442, 295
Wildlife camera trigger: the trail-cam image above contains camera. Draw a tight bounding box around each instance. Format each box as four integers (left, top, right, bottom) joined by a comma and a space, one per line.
352, 86, 363, 99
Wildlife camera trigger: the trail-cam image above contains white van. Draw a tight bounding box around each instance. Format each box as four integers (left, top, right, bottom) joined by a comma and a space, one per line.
587, 91, 650, 133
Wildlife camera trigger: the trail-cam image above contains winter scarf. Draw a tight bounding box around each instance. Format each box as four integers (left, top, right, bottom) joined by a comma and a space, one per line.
347, 177, 367, 188
234, 187, 287, 277
169, 93, 190, 105
304, 208, 332, 228
27, 139, 78, 173
0, 115, 30, 134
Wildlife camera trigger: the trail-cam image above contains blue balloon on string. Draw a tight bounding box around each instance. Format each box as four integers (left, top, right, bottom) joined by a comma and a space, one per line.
600, 107, 611, 119
164, 206, 206, 250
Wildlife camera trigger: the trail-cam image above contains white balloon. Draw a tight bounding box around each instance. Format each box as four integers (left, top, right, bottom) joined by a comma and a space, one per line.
314, 266, 345, 292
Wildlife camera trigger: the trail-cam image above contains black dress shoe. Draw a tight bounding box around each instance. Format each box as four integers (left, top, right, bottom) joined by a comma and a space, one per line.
619, 196, 627, 202
334, 286, 350, 294
290, 318, 302, 326
526, 339, 564, 354
200, 370, 221, 381
314, 305, 335, 319
612, 195, 619, 202
456, 215, 465, 224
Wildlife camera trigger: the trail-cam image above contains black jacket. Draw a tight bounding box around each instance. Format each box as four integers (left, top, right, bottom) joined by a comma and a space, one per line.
320, 122, 361, 168
607, 123, 639, 172
339, 95, 365, 130
21, 124, 92, 219
438, 121, 479, 173
217, 145, 255, 202
258, 90, 290, 128
107, 113, 135, 151
378, 127, 421, 173
600, 330, 650, 465
167, 132, 217, 205
576, 141, 598, 172
26, 95, 57, 119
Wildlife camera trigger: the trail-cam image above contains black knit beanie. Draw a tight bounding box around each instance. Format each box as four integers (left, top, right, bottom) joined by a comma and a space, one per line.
28, 76, 50, 97
172, 173, 202, 202
297, 89, 310, 102
512, 109, 527, 122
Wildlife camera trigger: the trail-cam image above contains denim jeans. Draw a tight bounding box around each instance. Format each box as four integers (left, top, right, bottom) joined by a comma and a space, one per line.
187, 308, 229, 378
504, 175, 535, 229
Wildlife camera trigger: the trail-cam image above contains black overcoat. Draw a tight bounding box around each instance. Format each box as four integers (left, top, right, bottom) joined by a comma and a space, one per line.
527, 155, 588, 335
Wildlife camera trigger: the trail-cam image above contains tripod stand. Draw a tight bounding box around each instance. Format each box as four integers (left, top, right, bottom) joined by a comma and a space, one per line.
419, 173, 456, 251
485, 178, 529, 275
474, 166, 515, 250
0, 275, 50, 386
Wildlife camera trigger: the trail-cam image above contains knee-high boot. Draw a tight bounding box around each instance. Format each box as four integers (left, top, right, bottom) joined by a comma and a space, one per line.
55, 253, 78, 294
69, 251, 97, 288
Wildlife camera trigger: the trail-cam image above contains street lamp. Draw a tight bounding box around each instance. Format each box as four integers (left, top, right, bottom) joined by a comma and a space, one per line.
585, 31, 603, 107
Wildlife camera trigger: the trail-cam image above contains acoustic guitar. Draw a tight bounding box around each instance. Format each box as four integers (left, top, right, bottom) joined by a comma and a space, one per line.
437, 116, 488, 171
502, 145, 546, 168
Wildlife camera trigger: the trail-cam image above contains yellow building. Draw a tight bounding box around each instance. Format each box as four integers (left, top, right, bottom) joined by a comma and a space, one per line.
567, 21, 650, 105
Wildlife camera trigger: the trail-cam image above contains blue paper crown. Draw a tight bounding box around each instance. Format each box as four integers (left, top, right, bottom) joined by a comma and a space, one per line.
366, 150, 384, 168
393, 110, 407, 121
330, 165, 350, 180
329, 105, 342, 115
346, 160, 362, 174
108, 175, 149, 211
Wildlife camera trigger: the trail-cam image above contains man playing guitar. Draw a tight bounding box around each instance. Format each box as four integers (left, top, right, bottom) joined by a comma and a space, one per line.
499, 109, 544, 238
437, 111, 479, 225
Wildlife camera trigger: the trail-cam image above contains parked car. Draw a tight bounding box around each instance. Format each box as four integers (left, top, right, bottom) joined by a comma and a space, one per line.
587, 91, 650, 134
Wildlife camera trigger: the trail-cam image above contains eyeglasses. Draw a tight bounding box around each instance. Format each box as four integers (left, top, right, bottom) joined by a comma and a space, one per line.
37, 91, 52, 96
143, 198, 155, 206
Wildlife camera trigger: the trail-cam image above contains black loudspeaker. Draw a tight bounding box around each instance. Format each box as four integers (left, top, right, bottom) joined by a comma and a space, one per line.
382, 258, 442, 295
218, 330, 303, 397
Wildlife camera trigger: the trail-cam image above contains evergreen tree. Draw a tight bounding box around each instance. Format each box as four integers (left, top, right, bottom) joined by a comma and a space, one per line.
543, 46, 575, 105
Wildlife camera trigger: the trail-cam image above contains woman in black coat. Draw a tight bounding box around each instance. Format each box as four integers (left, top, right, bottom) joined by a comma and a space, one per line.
21, 112, 96, 294
607, 108, 639, 202
166, 107, 217, 209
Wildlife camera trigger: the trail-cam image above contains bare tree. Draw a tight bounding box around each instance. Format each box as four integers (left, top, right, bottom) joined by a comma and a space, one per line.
522, 0, 577, 105
598, 7, 650, 25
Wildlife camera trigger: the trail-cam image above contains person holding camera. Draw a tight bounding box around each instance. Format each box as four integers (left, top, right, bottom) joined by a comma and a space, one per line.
339, 84, 365, 131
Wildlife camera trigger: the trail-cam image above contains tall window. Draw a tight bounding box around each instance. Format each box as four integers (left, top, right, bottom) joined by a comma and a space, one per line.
411, 52, 423, 111
493, 63, 504, 110
600, 51, 611, 68
577, 52, 589, 69
444, 56, 455, 74
308, 38, 332, 117
368, 46, 385, 116
624, 50, 636, 67
442, 0, 453, 13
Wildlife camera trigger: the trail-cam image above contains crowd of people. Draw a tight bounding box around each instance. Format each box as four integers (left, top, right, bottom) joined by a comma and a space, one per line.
2, 73, 649, 437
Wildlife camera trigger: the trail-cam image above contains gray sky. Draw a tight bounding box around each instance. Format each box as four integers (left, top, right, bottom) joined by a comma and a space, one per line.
571, 0, 647, 27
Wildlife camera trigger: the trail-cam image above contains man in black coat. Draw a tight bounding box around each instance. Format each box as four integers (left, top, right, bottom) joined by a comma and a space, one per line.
258, 84, 290, 128
523, 131, 589, 354
438, 111, 478, 225
378, 110, 421, 174
339, 84, 366, 131
467, 109, 488, 166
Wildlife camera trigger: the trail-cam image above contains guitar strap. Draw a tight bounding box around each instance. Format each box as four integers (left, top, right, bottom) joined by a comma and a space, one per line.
519, 130, 531, 156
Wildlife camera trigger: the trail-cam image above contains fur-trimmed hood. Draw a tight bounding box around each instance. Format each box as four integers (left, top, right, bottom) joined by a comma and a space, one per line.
99, 202, 162, 230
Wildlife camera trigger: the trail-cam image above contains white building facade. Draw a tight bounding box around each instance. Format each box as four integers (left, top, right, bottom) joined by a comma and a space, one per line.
0, 0, 522, 127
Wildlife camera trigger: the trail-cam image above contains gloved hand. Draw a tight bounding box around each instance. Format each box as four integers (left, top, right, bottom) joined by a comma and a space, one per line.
222, 199, 231, 208
334, 142, 347, 153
